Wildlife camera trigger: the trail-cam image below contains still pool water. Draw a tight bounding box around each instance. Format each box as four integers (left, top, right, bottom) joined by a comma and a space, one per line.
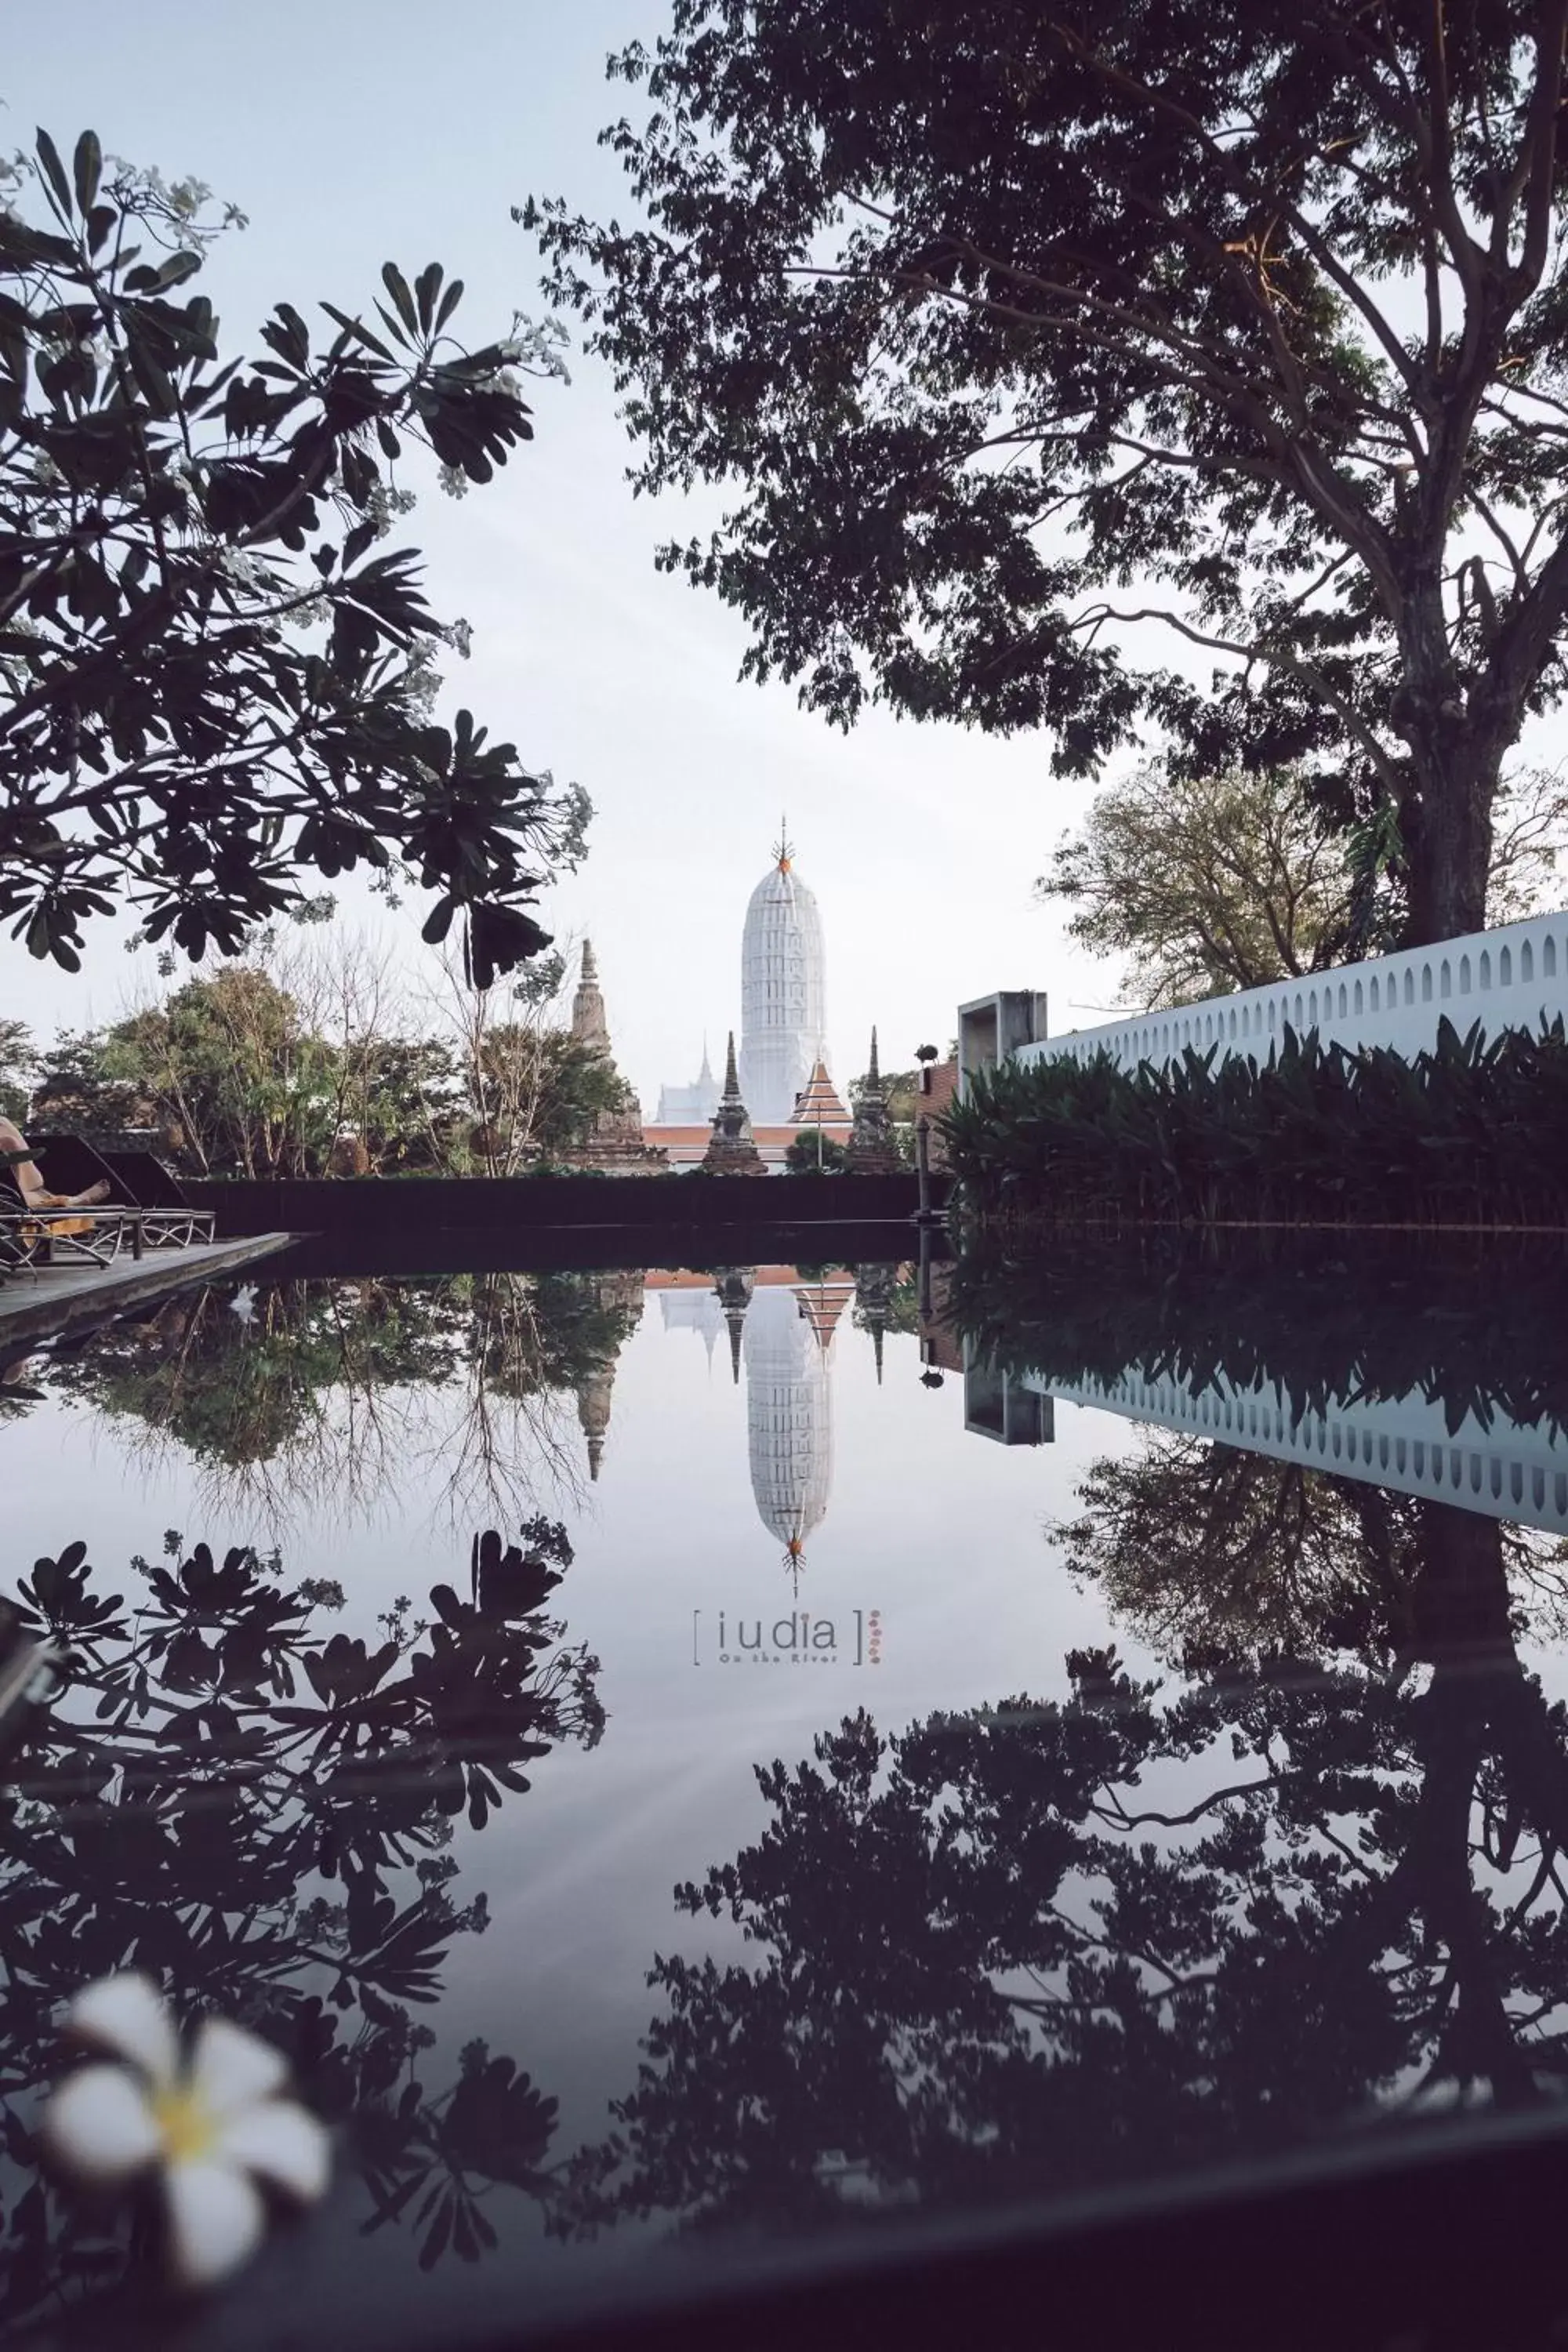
2, 1246, 1566, 2345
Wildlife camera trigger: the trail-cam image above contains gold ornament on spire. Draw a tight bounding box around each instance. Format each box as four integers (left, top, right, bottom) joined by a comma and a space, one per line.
771, 813, 794, 873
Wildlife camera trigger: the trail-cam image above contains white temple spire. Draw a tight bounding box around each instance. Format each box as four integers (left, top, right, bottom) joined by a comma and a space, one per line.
739, 833, 826, 1123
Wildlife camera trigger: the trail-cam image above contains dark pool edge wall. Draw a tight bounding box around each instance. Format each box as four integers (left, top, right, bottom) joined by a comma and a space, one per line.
187, 1171, 936, 1246
274, 1220, 939, 1279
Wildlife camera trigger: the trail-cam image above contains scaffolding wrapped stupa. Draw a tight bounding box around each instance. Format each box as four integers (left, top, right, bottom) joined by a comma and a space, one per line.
739, 827, 829, 1125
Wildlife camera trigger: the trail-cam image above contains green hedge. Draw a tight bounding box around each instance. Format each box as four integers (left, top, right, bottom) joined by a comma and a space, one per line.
942, 1018, 1568, 1229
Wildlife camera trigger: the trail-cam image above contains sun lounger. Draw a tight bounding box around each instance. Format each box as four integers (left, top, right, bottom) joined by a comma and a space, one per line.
22, 1136, 216, 1253
1, 1134, 215, 1273
0, 1193, 129, 1270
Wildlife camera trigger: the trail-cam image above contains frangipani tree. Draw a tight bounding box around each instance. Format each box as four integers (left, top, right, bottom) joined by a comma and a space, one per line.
2, 129, 583, 980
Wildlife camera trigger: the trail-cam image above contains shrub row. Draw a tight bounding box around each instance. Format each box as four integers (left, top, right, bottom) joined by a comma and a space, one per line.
941, 1018, 1568, 1229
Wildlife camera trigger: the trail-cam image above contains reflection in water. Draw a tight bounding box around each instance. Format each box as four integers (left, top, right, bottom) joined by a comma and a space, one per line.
1055, 1431, 1568, 1667
744, 1276, 851, 1588
566, 1490, 1568, 2238
7, 1242, 1566, 2328
0, 1519, 601, 2326
1037, 1359, 1568, 1535
20, 1271, 648, 1526
553, 1248, 1568, 2244
655, 1271, 743, 1373
23, 1258, 909, 1574
568, 1271, 644, 1482
943, 1232, 1568, 1519
946, 1233, 1568, 1443
656, 1267, 869, 1584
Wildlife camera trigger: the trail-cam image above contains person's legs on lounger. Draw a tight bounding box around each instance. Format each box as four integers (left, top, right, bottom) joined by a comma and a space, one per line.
0, 1120, 111, 1210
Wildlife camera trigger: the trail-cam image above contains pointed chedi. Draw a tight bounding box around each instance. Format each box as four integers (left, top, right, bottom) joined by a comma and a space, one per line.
847, 1025, 904, 1175
713, 1265, 755, 1382
570, 938, 610, 1054
739, 826, 828, 1123
855, 1261, 899, 1385
700, 1033, 769, 1175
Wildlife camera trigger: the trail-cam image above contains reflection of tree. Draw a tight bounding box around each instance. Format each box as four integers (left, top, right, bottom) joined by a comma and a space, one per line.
416, 1272, 641, 1514
464, 1273, 638, 1405
37, 1272, 642, 1526
0, 1521, 601, 2323
49, 1279, 463, 1471
0, 1352, 45, 1419
1058, 1435, 1568, 1668
564, 1501, 1568, 2239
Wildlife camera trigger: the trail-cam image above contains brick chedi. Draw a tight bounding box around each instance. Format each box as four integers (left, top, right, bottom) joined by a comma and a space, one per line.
846, 1028, 905, 1175
701, 1033, 770, 1176
571, 938, 612, 1055
566, 942, 668, 1172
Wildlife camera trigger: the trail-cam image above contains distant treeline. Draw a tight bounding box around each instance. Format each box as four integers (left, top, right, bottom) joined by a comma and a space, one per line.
2, 954, 630, 1183
944, 1230, 1568, 1438
942, 1019, 1568, 1231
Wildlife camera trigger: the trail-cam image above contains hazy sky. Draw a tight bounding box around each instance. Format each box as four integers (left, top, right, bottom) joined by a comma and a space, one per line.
4, 0, 1126, 1109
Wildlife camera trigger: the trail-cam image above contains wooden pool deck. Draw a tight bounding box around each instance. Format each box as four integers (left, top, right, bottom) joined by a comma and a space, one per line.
0, 1232, 296, 1359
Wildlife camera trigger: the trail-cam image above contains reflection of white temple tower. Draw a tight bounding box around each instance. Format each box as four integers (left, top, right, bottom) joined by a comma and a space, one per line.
744, 1276, 851, 1587
739, 829, 829, 1124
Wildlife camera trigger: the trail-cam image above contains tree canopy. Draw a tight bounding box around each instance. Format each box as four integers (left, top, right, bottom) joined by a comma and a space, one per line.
530, 0, 1568, 943
783, 1129, 851, 1174
2, 128, 584, 979
1041, 760, 1568, 1008
1039, 763, 1359, 1004
0, 1018, 33, 1122
24, 931, 633, 1180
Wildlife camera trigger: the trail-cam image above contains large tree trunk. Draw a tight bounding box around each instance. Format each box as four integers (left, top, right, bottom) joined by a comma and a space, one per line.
1404, 749, 1495, 946
1396, 593, 1501, 946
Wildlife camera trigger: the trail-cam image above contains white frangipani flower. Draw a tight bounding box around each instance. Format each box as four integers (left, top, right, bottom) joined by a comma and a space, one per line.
42, 1973, 329, 2291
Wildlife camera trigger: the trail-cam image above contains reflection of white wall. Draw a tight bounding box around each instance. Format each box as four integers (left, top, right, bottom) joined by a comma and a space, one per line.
745, 1283, 836, 1564
1029, 1365, 1568, 1537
